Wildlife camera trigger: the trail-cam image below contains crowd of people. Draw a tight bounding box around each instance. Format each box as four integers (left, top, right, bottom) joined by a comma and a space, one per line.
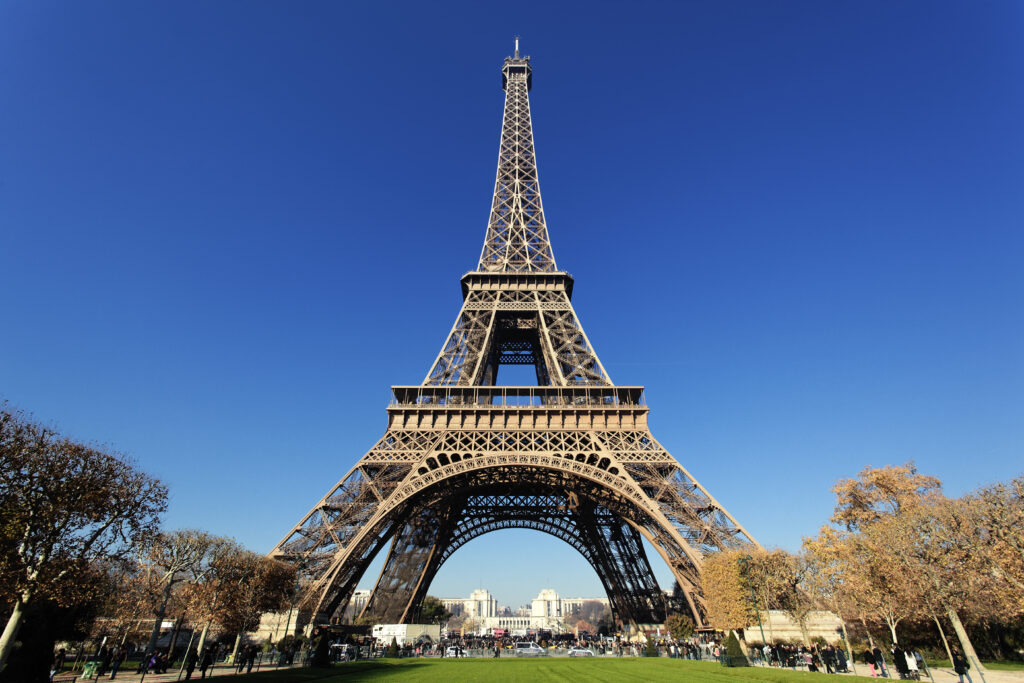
48, 638, 308, 682
756, 642, 852, 673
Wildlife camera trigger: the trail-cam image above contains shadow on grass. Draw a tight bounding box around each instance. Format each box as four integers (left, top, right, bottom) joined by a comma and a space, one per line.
240, 659, 433, 681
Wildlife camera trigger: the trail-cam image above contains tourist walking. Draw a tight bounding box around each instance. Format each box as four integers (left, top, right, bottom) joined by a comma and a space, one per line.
952, 648, 972, 683
184, 646, 198, 680
109, 646, 125, 679
200, 648, 214, 678
874, 647, 889, 677
863, 648, 877, 677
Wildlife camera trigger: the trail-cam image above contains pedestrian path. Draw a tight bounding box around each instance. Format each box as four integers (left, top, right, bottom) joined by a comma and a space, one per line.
66, 661, 306, 682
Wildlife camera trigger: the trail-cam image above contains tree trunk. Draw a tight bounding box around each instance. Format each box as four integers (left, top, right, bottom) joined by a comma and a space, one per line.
885, 616, 899, 644
861, 617, 876, 650
838, 616, 857, 676
230, 633, 242, 663
797, 617, 811, 646
932, 614, 953, 664
0, 594, 29, 673
167, 612, 185, 655
196, 622, 212, 656
146, 585, 173, 653
946, 606, 986, 672
120, 607, 140, 646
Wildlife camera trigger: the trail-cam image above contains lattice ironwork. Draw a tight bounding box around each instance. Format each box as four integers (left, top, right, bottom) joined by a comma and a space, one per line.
478, 49, 556, 273
271, 42, 759, 631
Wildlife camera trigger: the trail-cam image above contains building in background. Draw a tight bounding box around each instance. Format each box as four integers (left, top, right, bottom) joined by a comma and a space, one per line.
438, 589, 608, 634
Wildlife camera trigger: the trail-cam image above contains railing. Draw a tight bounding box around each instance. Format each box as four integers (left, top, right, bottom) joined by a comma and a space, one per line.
390, 385, 645, 408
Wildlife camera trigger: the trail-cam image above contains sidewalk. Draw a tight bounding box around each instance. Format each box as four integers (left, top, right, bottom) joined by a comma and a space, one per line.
71, 660, 307, 682
925, 667, 1024, 683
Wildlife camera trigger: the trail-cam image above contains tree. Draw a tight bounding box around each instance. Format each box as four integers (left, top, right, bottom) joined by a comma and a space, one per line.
574, 619, 595, 634
0, 406, 167, 672
701, 550, 754, 632
664, 613, 694, 640
817, 464, 997, 672
830, 462, 941, 532
577, 600, 607, 626
216, 554, 295, 661
93, 560, 163, 646
179, 537, 247, 654
963, 478, 1024, 598
419, 596, 452, 625
869, 498, 994, 671
723, 630, 748, 666
138, 529, 215, 653
744, 549, 805, 643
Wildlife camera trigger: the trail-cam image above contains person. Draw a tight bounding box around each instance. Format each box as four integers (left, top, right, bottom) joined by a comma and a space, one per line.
200, 648, 214, 678
184, 647, 198, 680
801, 648, 816, 672
50, 648, 67, 682
905, 648, 919, 680
97, 644, 111, 677
892, 644, 909, 680
822, 645, 836, 674
863, 648, 877, 677
874, 647, 889, 678
246, 644, 257, 673
493, 643, 500, 658
952, 648, 972, 683
109, 646, 125, 680
836, 646, 849, 673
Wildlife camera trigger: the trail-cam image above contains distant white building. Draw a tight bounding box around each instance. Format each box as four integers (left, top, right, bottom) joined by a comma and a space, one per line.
464, 589, 498, 618
440, 589, 607, 635
531, 588, 562, 619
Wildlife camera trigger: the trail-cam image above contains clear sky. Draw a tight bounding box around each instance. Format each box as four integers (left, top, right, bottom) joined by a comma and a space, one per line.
2, 1, 1022, 610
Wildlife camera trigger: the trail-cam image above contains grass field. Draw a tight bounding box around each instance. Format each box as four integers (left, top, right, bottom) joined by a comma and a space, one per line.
238, 658, 878, 682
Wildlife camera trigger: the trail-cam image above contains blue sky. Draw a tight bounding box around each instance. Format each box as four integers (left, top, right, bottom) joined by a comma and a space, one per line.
2, 1, 1022, 609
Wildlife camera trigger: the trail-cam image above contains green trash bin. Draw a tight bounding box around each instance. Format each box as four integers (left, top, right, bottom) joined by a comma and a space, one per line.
81, 661, 98, 678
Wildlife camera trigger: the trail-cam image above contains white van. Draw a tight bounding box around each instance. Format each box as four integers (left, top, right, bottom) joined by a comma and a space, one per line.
514, 642, 544, 657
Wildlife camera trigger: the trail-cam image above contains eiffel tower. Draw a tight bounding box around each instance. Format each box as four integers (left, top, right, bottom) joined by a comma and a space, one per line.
271, 40, 759, 629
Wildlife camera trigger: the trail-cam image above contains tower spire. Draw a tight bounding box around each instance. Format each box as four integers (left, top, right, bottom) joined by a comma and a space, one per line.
477, 43, 557, 273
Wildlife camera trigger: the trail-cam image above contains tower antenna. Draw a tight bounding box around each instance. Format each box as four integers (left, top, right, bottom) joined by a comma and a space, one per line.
514, 35, 520, 58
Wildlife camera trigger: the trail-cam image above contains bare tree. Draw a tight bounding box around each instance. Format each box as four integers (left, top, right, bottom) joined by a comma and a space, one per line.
138, 529, 215, 653
0, 405, 166, 672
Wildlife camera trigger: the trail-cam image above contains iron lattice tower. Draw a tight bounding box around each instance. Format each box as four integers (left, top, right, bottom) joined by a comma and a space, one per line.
272, 42, 759, 628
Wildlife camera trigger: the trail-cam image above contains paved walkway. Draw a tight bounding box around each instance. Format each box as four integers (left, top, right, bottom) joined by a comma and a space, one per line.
68, 661, 306, 682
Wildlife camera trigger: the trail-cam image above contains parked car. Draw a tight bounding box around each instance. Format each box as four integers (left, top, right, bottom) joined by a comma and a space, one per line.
568, 647, 594, 657
445, 646, 465, 658
514, 642, 545, 657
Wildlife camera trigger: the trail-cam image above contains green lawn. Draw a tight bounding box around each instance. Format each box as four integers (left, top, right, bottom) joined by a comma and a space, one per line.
237, 658, 878, 682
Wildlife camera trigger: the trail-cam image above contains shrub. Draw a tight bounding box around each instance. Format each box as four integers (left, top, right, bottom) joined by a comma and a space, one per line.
723, 631, 749, 667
